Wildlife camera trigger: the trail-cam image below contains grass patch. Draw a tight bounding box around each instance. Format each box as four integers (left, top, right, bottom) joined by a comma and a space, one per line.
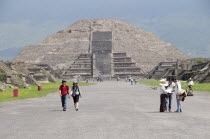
139, 79, 210, 92
0, 82, 96, 102
180, 81, 210, 92
139, 79, 159, 86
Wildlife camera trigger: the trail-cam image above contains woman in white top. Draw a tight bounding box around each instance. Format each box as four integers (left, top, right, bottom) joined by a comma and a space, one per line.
71, 82, 82, 111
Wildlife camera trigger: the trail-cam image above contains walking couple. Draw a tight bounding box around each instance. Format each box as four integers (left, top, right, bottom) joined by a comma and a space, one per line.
159, 78, 185, 113
59, 80, 82, 111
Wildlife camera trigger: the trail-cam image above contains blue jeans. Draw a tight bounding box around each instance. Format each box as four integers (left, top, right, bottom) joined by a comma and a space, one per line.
61, 95, 67, 108
166, 93, 173, 111
176, 95, 182, 112
131, 81, 133, 85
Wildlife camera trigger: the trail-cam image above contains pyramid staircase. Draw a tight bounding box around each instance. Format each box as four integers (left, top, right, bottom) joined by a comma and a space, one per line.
147, 62, 177, 79
62, 54, 93, 79
112, 53, 145, 78
62, 52, 145, 79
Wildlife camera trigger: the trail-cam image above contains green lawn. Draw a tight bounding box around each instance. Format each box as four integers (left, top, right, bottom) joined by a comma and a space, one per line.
0, 82, 96, 102
139, 79, 210, 92
139, 79, 160, 86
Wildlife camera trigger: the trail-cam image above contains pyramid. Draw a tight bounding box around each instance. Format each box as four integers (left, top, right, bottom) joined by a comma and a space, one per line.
14, 19, 189, 76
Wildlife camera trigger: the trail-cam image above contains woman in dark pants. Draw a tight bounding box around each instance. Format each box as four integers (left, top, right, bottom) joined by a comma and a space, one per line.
159, 79, 168, 112
71, 82, 82, 111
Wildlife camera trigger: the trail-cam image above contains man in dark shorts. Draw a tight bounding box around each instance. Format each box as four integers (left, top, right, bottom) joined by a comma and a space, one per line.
59, 80, 70, 111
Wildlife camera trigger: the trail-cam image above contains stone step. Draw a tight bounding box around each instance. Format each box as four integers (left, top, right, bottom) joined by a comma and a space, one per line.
113, 53, 127, 57
158, 66, 174, 70
114, 71, 143, 74
71, 64, 92, 68
78, 54, 92, 58
114, 62, 136, 67
64, 73, 92, 76
113, 57, 132, 62
75, 58, 92, 61
67, 71, 92, 74
62, 74, 92, 78
69, 68, 92, 70
114, 73, 145, 78
160, 62, 177, 66
114, 68, 141, 72
74, 61, 92, 64
76, 57, 92, 60
67, 69, 92, 73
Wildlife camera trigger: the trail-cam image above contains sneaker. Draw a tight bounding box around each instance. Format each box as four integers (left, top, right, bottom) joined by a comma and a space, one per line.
63, 107, 66, 111
76, 108, 79, 111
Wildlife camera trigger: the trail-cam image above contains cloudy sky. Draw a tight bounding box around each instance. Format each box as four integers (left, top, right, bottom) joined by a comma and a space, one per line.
0, 0, 210, 60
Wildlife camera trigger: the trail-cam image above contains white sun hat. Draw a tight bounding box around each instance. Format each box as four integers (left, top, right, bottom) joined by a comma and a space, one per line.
160, 81, 168, 86
159, 79, 166, 82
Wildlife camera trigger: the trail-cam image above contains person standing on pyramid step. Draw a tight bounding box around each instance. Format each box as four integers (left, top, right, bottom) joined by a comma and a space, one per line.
71, 82, 82, 111
59, 80, 70, 111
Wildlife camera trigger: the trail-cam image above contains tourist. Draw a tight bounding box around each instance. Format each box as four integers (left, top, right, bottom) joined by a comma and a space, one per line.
165, 78, 174, 112
71, 82, 82, 111
187, 78, 194, 92
116, 76, 119, 81
159, 79, 168, 112
134, 78, 138, 85
130, 78, 134, 85
172, 78, 182, 112
59, 80, 70, 111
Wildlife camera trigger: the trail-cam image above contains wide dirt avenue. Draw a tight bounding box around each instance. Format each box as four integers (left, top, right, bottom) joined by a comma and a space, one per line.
0, 81, 210, 139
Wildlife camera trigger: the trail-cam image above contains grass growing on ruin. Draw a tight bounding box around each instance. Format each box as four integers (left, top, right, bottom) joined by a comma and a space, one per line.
139, 79, 210, 92
0, 82, 96, 102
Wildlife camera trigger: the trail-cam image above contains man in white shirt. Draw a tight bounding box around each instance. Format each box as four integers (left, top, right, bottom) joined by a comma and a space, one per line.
172, 78, 182, 112
187, 78, 194, 92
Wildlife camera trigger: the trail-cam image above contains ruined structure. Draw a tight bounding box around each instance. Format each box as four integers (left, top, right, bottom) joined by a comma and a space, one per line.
14, 19, 189, 79
147, 61, 178, 79
147, 58, 210, 83
0, 61, 57, 90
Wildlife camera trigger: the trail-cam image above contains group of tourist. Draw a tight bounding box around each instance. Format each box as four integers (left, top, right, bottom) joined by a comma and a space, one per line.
126, 77, 138, 85
58, 77, 194, 112
159, 78, 190, 113
59, 80, 81, 111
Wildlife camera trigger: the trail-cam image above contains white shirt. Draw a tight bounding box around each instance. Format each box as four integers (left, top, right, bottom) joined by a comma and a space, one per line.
174, 81, 181, 94
166, 81, 173, 93
160, 86, 167, 95
188, 81, 194, 86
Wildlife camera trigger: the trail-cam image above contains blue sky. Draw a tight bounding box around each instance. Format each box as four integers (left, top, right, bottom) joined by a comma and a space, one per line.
0, 0, 210, 60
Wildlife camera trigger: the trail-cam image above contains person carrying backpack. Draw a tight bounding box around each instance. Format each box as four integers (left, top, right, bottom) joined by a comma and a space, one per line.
59, 80, 70, 111
71, 82, 82, 111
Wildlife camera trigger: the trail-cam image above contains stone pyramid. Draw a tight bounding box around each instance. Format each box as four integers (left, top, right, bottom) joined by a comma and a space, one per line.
14, 19, 189, 73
